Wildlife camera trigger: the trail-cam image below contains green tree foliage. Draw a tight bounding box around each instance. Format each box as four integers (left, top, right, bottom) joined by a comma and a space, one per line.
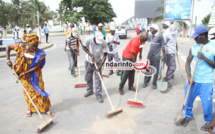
202, 14, 211, 26
0, 0, 12, 29
59, 0, 116, 25
152, 0, 164, 23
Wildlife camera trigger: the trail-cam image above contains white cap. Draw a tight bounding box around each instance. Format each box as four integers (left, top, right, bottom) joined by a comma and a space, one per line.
95, 32, 104, 44
169, 24, 177, 34
72, 27, 79, 36
98, 23, 103, 27
110, 26, 115, 31
26, 24, 29, 26
17, 27, 20, 30
209, 27, 215, 35
162, 21, 171, 27
150, 24, 159, 31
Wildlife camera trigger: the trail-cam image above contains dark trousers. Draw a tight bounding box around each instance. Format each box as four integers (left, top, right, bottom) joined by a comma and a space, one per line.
144, 60, 160, 86
45, 33, 49, 43
163, 53, 176, 82
119, 56, 135, 89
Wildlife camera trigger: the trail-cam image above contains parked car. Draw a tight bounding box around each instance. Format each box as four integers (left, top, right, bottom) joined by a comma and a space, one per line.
115, 25, 127, 39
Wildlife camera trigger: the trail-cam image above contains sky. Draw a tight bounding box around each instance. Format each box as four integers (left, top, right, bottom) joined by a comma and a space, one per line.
3, 0, 214, 24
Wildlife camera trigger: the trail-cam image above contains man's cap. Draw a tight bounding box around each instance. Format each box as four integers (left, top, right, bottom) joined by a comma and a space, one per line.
169, 24, 177, 34
26, 24, 29, 26
95, 31, 104, 44
162, 21, 171, 27
70, 23, 74, 27
110, 27, 115, 31
72, 27, 79, 36
17, 27, 20, 30
209, 27, 215, 35
98, 23, 103, 27
150, 24, 159, 31
191, 26, 208, 39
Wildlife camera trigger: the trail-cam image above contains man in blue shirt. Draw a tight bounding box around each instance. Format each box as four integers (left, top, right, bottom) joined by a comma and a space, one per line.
43, 23, 49, 43
180, 26, 215, 132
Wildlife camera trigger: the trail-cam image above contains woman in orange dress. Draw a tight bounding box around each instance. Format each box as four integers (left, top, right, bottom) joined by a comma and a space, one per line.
6, 33, 54, 117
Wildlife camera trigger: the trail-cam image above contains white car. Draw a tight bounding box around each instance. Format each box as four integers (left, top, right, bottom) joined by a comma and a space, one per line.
115, 26, 127, 39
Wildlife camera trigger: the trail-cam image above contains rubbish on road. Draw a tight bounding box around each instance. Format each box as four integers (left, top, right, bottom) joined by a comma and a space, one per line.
74, 56, 86, 88
157, 61, 168, 92
12, 69, 53, 133
127, 59, 143, 107
94, 62, 123, 118
176, 53, 186, 87
174, 44, 203, 126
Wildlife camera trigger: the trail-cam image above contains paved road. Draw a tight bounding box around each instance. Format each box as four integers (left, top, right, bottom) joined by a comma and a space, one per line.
0, 31, 212, 134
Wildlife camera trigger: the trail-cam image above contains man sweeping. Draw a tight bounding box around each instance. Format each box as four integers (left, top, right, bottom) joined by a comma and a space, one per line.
119, 32, 148, 95
180, 26, 215, 131
81, 31, 108, 103
142, 24, 165, 89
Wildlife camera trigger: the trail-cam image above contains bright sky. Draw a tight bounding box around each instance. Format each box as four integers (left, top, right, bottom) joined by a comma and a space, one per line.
3, 0, 214, 24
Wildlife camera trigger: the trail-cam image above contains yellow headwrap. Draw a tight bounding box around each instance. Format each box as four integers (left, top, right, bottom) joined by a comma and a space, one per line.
26, 33, 39, 44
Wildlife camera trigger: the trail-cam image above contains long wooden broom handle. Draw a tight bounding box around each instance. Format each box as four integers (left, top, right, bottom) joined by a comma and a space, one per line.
161, 60, 164, 83
134, 59, 141, 100
12, 69, 44, 120
176, 53, 184, 79
77, 55, 81, 83
183, 44, 203, 106
94, 62, 115, 109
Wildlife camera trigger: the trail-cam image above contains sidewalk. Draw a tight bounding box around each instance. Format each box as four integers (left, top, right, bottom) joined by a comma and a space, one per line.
0, 42, 54, 58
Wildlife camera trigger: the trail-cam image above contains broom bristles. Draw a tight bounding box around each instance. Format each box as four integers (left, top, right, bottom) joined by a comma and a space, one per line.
74, 83, 87, 88
102, 74, 109, 77
127, 99, 144, 107
37, 118, 53, 133
106, 108, 123, 118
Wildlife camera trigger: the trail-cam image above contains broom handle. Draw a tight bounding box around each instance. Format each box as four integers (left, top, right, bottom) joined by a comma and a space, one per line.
161, 60, 164, 83
176, 53, 184, 79
134, 59, 141, 100
94, 62, 115, 109
12, 69, 44, 120
77, 55, 81, 83
183, 44, 203, 106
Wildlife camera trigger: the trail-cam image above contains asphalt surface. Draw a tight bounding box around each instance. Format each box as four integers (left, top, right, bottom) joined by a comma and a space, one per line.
0, 31, 212, 134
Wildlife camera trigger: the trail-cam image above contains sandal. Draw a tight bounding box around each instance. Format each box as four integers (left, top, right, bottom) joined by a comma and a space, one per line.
47, 111, 54, 117
26, 110, 32, 117
181, 118, 190, 127
200, 123, 208, 131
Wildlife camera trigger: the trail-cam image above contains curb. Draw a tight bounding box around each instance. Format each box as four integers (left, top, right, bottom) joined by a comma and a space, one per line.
0, 42, 54, 58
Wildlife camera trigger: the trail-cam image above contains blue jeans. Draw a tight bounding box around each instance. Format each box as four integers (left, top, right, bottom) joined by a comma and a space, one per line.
184, 82, 214, 124
67, 50, 77, 74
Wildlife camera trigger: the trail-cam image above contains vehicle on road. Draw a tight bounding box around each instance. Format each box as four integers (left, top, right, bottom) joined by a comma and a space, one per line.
115, 25, 127, 39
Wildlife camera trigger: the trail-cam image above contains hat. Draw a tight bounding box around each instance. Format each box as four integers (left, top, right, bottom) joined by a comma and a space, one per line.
162, 21, 171, 27
17, 27, 20, 30
150, 24, 159, 31
209, 27, 215, 35
72, 27, 79, 36
95, 32, 104, 44
26, 24, 29, 26
191, 26, 208, 39
169, 24, 177, 34
110, 27, 115, 31
98, 23, 103, 27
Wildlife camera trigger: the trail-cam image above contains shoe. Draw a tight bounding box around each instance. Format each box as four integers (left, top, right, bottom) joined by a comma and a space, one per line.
119, 88, 124, 95
47, 111, 55, 117
72, 74, 77, 78
181, 118, 190, 127
200, 123, 208, 131
129, 87, 136, 92
152, 85, 157, 89
97, 96, 104, 103
117, 73, 121, 76
84, 92, 93, 97
108, 71, 113, 75
171, 75, 175, 79
26, 110, 32, 117
142, 84, 147, 88
157, 76, 161, 80
75, 66, 79, 69
168, 82, 172, 88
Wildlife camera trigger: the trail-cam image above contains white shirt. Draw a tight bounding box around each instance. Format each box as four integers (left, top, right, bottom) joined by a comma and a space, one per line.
26, 27, 32, 34
163, 28, 177, 54
106, 33, 120, 54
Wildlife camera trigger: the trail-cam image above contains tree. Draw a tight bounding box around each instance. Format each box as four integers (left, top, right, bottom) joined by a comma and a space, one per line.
59, 0, 116, 25
202, 14, 211, 26
152, 0, 164, 23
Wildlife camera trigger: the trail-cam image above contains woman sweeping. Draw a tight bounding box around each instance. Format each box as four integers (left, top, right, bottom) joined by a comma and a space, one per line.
6, 33, 54, 117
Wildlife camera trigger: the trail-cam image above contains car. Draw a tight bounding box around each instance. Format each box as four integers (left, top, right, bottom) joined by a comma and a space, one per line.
115, 25, 127, 39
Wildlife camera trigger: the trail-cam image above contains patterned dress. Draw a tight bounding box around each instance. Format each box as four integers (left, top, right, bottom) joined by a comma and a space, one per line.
14, 43, 51, 113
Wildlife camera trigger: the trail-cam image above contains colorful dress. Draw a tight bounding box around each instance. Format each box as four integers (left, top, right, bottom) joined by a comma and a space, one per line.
14, 43, 51, 113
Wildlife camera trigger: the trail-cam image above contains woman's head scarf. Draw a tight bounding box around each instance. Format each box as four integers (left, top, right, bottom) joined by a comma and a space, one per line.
26, 33, 39, 45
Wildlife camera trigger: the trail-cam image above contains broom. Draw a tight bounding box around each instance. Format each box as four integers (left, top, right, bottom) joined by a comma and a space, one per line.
12, 69, 53, 133
94, 62, 123, 118
174, 44, 203, 126
74, 55, 87, 88
127, 59, 143, 107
